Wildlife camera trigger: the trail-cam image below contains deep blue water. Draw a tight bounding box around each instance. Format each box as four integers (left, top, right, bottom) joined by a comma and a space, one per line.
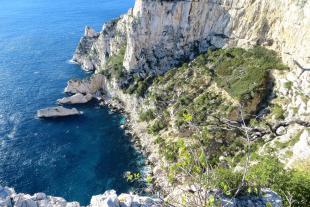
0, 0, 140, 205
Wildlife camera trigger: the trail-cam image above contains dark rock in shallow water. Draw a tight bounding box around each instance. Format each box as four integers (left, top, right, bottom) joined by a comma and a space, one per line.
37, 106, 81, 118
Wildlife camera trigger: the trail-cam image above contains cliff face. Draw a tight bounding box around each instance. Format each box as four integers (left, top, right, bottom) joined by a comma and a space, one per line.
73, 0, 310, 123
74, 0, 309, 75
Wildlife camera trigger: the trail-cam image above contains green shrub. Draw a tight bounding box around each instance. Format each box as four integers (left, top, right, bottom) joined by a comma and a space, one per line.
272, 104, 285, 120
214, 167, 243, 196
211, 47, 287, 104
246, 156, 310, 207
284, 81, 293, 90
106, 46, 126, 79
147, 120, 165, 135
124, 79, 148, 97
135, 80, 148, 97
139, 109, 155, 122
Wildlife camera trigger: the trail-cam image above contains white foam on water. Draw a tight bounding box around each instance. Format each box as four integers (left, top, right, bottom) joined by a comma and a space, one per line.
68, 59, 78, 64
7, 113, 22, 139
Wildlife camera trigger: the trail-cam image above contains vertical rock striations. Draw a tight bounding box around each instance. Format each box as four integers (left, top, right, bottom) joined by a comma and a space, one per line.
74, 0, 309, 76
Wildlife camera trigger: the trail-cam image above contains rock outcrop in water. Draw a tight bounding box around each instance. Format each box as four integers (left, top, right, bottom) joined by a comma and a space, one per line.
57, 93, 93, 105
64, 75, 105, 95
0, 186, 162, 207
37, 106, 81, 118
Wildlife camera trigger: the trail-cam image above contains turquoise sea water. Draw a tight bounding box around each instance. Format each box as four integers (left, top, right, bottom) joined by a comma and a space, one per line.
0, 0, 140, 205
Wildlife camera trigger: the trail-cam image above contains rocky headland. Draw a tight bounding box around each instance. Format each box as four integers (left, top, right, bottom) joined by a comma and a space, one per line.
31, 0, 310, 206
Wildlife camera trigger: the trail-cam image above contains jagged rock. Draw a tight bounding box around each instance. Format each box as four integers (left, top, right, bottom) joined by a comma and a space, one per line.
276, 126, 287, 136
37, 106, 81, 118
131, 195, 161, 207
64, 74, 105, 95
72, 26, 100, 71
31, 193, 46, 201
84, 26, 99, 38
89, 190, 120, 207
73, 0, 309, 77
222, 189, 282, 207
57, 93, 93, 105
13, 194, 37, 207
0, 186, 13, 207
118, 194, 132, 207
0, 186, 162, 207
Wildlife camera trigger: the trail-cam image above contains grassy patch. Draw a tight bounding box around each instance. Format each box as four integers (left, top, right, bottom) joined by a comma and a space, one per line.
271, 104, 285, 120
139, 109, 155, 122
284, 81, 293, 90
209, 47, 287, 112
147, 120, 166, 135
101, 46, 126, 79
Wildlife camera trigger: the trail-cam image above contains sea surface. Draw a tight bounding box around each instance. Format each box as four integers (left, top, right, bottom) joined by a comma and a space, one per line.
0, 0, 141, 205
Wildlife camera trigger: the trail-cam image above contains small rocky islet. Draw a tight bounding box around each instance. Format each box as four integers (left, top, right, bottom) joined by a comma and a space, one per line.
7, 0, 310, 207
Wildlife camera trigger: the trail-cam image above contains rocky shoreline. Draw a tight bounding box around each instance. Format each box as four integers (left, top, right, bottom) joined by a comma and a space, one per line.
0, 185, 162, 207
29, 0, 310, 206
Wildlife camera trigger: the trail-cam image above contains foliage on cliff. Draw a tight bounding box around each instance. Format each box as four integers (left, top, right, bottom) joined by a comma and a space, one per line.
100, 46, 126, 79
137, 47, 287, 164
132, 47, 310, 206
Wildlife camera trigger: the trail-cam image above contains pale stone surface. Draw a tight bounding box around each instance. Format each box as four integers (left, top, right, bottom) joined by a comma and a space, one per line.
73, 0, 310, 77
89, 190, 119, 207
118, 194, 132, 207
37, 106, 81, 118
64, 74, 105, 95
57, 93, 93, 105
0, 186, 162, 207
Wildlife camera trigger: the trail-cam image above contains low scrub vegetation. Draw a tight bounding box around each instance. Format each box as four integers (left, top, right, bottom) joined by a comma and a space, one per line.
100, 46, 126, 79
126, 47, 308, 206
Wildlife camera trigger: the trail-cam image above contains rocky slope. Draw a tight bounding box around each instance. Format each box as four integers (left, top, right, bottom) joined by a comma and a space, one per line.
70, 0, 310, 206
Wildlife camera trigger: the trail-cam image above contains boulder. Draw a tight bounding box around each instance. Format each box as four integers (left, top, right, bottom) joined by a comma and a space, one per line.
13, 194, 37, 207
118, 194, 133, 207
37, 106, 81, 118
0, 185, 163, 207
276, 126, 287, 136
57, 93, 93, 105
221, 188, 283, 207
84, 26, 99, 38
31, 193, 46, 201
90, 190, 119, 207
0, 186, 12, 207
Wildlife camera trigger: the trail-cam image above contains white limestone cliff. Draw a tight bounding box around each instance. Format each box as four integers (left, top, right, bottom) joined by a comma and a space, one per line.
73, 0, 310, 167
74, 0, 309, 75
